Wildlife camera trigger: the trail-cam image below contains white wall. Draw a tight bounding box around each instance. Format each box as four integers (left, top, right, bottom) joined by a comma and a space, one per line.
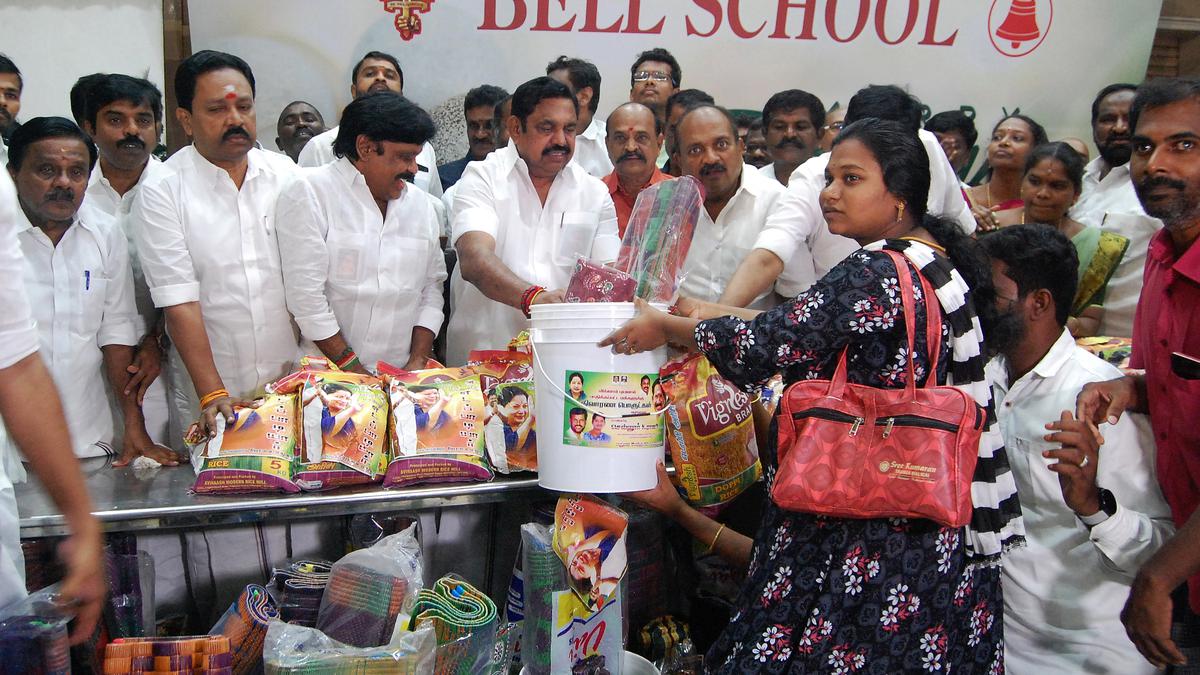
0, 0, 164, 123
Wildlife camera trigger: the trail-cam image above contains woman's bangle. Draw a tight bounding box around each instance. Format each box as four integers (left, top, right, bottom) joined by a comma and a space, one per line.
707, 523, 727, 554
199, 388, 230, 409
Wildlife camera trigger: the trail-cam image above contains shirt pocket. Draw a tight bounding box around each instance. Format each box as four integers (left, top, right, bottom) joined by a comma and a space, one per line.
553, 211, 600, 267
387, 237, 430, 291
78, 274, 110, 336
329, 235, 368, 285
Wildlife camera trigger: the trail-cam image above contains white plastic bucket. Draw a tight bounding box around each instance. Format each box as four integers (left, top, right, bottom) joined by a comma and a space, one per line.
530, 302, 667, 493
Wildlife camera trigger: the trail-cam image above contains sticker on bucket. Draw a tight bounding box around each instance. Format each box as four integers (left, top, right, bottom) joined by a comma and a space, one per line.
562, 371, 664, 449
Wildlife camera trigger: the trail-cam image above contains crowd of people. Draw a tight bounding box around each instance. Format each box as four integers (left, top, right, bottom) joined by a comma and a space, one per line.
0, 42, 1198, 673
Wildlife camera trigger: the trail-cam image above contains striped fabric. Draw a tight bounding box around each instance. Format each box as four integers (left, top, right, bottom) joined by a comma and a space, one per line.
864, 238, 1026, 565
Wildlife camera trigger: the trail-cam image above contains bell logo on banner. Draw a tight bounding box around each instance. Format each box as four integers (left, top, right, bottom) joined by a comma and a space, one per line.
380, 0, 435, 40
988, 0, 1052, 58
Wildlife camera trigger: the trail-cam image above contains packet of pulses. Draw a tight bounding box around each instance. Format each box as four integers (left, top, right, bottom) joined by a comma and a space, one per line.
269, 357, 390, 491
189, 392, 301, 495
468, 350, 538, 473
660, 353, 762, 514
379, 363, 494, 488
615, 175, 704, 303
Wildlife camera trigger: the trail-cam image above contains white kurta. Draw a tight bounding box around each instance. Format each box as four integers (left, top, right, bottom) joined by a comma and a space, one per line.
447, 144, 619, 365
571, 117, 613, 178
275, 157, 446, 369
296, 126, 443, 199
989, 329, 1174, 675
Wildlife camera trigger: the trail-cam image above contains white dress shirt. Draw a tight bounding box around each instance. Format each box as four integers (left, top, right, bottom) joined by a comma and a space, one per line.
297, 126, 443, 199
989, 329, 1173, 675
447, 143, 619, 364
758, 162, 785, 185
275, 157, 447, 369
1070, 158, 1150, 228
680, 164, 786, 307
16, 208, 138, 457
132, 145, 301, 399
571, 117, 613, 178
0, 138, 7, 170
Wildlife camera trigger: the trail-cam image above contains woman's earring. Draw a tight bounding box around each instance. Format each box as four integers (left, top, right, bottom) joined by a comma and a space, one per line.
896, 202, 905, 223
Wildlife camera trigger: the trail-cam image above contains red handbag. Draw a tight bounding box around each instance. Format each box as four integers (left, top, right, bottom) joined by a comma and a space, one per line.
772, 250, 984, 527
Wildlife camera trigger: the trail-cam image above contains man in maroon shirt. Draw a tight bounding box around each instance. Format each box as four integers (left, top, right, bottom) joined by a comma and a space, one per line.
1078, 77, 1200, 671
601, 102, 666, 238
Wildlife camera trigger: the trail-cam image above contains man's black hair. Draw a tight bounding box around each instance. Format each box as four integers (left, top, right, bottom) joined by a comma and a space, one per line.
351, 51, 403, 91
979, 224, 1079, 327
1130, 77, 1200, 135
6, 116, 97, 171
762, 89, 826, 131
1091, 83, 1138, 126
666, 89, 714, 119
0, 54, 21, 92
546, 56, 601, 114
333, 92, 435, 160
925, 110, 978, 149
84, 74, 164, 128
69, 73, 108, 127
464, 84, 509, 115
510, 77, 577, 130
569, 407, 586, 417
845, 85, 923, 134
631, 48, 681, 88
175, 50, 255, 112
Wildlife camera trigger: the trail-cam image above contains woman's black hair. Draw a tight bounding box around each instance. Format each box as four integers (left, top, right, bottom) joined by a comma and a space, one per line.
991, 113, 1048, 148
497, 385, 528, 406
1023, 141, 1086, 194
833, 118, 999, 341
568, 372, 584, 383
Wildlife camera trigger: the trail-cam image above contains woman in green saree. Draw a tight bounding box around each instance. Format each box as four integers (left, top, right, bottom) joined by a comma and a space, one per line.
1017, 142, 1129, 337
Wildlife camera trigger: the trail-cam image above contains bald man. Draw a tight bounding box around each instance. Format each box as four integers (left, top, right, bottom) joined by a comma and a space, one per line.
601, 102, 667, 237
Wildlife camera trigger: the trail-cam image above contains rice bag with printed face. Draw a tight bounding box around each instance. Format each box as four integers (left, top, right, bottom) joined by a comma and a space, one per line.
380, 364, 493, 488
660, 353, 761, 514
469, 350, 538, 473
191, 393, 301, 495
294, 371, 389, 491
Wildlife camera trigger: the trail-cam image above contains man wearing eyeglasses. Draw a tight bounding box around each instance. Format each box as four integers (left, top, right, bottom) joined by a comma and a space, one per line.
629, 48, 681, 169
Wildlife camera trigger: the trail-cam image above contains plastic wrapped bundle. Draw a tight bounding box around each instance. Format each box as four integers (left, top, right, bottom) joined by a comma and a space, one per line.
519, 523, 563, 675
410, 575, 497, 675
103, 635, 233, 674
0, 598, 70, 675
615, 176, 704, 303
210, 584, 279, 675
315, 526, 422, 649
262, 619, 435, 674
268, 560, 331, 628
565, 257, 637, 303
104, 536, 152, 639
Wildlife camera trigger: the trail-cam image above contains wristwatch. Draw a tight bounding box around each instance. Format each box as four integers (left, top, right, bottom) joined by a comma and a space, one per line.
1079, 487, 1117, 528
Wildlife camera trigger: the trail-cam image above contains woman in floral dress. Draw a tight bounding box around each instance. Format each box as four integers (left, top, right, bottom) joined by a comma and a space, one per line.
608, 119, 1025, 673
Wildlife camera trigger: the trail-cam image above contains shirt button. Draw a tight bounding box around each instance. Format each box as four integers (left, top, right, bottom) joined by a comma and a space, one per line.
1005, 402, 1012, 407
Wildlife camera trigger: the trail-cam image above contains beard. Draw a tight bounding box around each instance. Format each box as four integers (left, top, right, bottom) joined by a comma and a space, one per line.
1097, 141, 1131, 167
986, 309, 1027, 360
1135, 175, 1200, 232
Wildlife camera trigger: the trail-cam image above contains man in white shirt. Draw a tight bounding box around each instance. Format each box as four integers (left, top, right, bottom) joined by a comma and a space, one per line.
547, 56, 612, 178
0, 54, 19, 157
720, 85, 973, 306
758, 89, 824, 187
133, 50, 300, 439
981, 224, 1173, 675
297, 51, 442, 199
0, 166, 105, 639
78, 74, 174, 455
673, 105, 785, 308
277, 93, 446, 373
6, 117, 168, 465
1070, 83, 1162, 338
449, 76, 620, 365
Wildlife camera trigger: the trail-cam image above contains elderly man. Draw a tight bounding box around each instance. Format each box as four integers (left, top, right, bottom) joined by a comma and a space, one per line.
275, 101, 325, 162
438, 84, 508, 190
982, 224, 1172, 675
6, 117, 169, 466
601, 102, 667, 238
276, 93, 446, 373
448, 76, 619, 364
673, 105, 785, 307
547, 56, 611, 178
759, 89, 824, 187
298, 51, 441, 199
132, 50, 300, 439
1077, 77, 1200, 672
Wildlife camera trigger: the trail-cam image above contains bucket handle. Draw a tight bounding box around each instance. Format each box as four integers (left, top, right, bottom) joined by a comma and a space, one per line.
529, 340, 670, 419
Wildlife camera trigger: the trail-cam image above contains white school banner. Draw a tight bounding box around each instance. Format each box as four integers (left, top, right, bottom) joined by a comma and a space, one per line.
191, 0, 1161, 174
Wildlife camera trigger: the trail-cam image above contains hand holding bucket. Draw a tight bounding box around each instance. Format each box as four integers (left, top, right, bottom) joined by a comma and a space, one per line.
600, 298, 671, 355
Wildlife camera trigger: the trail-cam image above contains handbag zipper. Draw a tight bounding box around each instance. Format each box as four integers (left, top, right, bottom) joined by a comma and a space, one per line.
792, 408, 866, 436
881, 414, 959, 438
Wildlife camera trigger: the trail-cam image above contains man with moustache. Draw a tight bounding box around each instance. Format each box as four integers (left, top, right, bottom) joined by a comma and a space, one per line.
78, 74, 173, 456
759, 89, 824, 187
0, 54, 22, 166
438, 84, 508, 190
547, 57, 611, 178
299, 51, 441, 199
132, 50, 300, 441
673, 105, 786, 308
601, 102, 667, 237
275, 101, 325, 162
1070, 83, 1162, 337
1076, 77, 1200, 672
448, 77, 619, 364
276, 93, 446, 373
5, 117, 168, 465
742, 119, 769, 169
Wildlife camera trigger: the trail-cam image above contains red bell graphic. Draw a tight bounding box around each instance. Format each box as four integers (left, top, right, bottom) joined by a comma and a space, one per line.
995, 0, 1040, 49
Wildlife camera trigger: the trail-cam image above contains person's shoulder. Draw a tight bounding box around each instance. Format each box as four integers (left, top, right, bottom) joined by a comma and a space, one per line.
1063, 344, 1125, 384
252, 147, 303, 176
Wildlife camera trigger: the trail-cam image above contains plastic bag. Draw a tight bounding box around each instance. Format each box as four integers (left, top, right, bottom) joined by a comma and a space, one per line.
315, 524, 423, 648
0, 584, 71, 674
565, 257, 637, 303
380, 364, 494, 488
469, 350, 538, 473
190, 393, 301, 494
615, 176, 704, 303
266, 560, 331, 628
660, 353, 761, 514
103, 635, 233, 674
262, 619, 436, 674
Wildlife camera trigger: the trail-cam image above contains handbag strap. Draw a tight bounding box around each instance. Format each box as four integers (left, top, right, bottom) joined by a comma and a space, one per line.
882, 249, 944, 393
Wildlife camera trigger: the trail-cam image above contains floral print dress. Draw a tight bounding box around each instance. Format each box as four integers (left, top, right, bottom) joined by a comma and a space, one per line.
698, 244, 1004, 674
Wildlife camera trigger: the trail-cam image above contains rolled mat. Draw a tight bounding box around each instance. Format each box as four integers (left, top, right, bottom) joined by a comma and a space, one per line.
103, 635, 232, 674
0, 614, 70, 674
316, 563, 408, 648
409, 575, 497, 675
270, 561, 330, 628
210, 584, 279, 675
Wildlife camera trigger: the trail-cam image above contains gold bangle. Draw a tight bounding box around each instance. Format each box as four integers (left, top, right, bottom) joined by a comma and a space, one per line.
707, 523, 727, 554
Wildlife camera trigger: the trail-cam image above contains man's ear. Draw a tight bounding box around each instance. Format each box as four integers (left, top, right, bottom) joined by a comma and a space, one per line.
175, 107, 193, 138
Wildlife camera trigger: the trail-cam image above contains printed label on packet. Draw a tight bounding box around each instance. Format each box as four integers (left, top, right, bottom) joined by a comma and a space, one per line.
561, 370, 664, 449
